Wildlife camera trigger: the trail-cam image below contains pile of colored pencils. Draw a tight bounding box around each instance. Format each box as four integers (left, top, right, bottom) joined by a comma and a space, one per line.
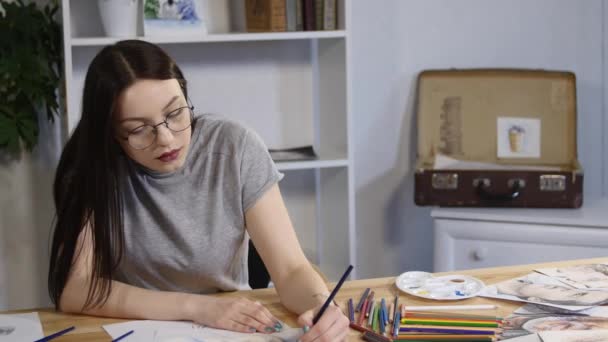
397, 311, 502, 341
347, 288, 502, 342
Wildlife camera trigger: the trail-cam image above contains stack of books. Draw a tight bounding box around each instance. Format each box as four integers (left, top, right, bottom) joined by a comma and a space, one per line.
245, 0, 338, 32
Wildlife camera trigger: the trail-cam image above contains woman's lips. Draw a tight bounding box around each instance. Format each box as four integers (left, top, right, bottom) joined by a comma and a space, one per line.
157, 148, 181, 162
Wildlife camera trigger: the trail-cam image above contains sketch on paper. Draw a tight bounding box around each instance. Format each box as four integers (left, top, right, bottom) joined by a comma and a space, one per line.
0, 313, 44, 341
500, 304, 608, 340
535, 264, 608, 291
480, 273, 608, 311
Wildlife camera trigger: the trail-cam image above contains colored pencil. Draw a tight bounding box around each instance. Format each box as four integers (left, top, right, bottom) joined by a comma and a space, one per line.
393, 311, 401, 338
404, 305, 497, 312
348, 298, 355, 322
34, 326, 75, 342
359, 297, 370, 325
401, 320, 500, 328
393, 335, 497, 342
400, 327, 497, 335
362, 330, 392, 342
396, 336, 496, 341
312, 264, 353, 325
368, 300, 376, 326
372, 306, 379, 332
389, 303, 394, 323
403, 311, 502, 321
381, 298, 387, 327
112, 330, 134, 342
366, 291, 376, 317
403, 317, 500, 324
356, 288, 371, 312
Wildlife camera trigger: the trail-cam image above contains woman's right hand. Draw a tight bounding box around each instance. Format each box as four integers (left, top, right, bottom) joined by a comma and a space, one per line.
185, 295, 283, 334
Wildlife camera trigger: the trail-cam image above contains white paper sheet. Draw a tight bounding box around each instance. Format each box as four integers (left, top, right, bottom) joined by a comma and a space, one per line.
0, 312, 44, 341
433, 154, 562, 171
103, 320, 303, 342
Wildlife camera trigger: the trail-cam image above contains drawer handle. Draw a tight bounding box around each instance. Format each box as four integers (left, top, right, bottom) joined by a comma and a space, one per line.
474, 178, 524, 201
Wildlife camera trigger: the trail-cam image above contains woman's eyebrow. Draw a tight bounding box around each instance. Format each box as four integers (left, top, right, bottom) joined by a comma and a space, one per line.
162, 95, 180, 111
119, 95, 181, 123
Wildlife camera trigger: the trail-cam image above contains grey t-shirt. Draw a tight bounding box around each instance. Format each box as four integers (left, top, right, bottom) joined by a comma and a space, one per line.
115, 114, 283, 293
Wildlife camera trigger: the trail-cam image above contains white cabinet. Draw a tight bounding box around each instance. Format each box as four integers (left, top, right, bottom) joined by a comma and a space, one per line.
433, 200, 608, 272
60, 0, 355, 280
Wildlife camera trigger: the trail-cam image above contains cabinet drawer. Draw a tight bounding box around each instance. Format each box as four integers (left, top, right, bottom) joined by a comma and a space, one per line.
434, 219, 608, 272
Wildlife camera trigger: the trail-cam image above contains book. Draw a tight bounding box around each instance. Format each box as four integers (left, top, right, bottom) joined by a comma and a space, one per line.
245, 0, 286, 32
315, 0, 324, 30
143, 0, 206, 37
302, 0, 315, 31
295, 0, 303, 31
323, 0, 336, 30
285, 0, 297, 31
269, 145, 318, 162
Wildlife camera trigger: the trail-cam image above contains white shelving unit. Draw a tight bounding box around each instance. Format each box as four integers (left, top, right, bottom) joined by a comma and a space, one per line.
60, 0, 355, 280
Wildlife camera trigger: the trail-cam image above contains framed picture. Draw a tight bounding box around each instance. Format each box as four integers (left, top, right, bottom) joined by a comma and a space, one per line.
143, 0, 206, 37
497, 117, 541, 159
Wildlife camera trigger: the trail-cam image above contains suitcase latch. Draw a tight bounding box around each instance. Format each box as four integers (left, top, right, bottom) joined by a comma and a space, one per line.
540, 175, 566, 191
432, 173, 458, 190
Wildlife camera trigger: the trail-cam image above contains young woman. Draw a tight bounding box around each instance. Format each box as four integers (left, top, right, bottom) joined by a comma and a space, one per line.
48, 40, 349, 341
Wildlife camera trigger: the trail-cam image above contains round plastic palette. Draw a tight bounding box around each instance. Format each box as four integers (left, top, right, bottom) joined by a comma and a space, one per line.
395, 271, 485, 300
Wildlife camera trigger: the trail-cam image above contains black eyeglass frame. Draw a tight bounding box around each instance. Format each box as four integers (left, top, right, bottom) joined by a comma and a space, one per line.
120, 102, 195, 150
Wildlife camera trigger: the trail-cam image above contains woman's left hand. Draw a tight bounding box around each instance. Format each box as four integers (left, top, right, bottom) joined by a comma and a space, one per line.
296, 304, 350, 342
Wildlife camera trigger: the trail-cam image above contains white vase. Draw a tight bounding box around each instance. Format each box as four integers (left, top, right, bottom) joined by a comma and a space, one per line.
97, 0, 138, 37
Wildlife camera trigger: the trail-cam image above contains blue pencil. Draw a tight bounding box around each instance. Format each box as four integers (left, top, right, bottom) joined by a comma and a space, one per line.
312, 264, 353, 325
348, 298, 355, 322
393, 311, 401, 338
34, 326, 75, 342
381, 298, 387, 326
112, 329, 134, 341
356, 288, 370, 312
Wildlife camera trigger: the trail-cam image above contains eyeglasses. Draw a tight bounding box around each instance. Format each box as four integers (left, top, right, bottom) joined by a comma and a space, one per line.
121, 105, 194, 150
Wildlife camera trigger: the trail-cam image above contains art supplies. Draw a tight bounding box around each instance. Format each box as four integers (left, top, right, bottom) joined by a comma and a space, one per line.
111, 329, 134, 342
356, 288, 371, 312
312, 264, 353, 324
404, 304, 497, 312
0, 312, 44, 341
396, 271, 485, 300
350, 288, 503, 342
34, 326, 75, 342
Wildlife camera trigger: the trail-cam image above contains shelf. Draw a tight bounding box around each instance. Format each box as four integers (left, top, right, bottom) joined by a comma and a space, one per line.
70, 31, 347, 47
275, 158, 349, 171
431, 198, 608, 228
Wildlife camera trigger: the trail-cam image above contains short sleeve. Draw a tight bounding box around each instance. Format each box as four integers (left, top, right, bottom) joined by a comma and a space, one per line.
240, 128, 284, 212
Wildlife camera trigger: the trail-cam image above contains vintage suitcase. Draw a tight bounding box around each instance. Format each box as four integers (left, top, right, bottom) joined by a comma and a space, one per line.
414, 69, 583, 208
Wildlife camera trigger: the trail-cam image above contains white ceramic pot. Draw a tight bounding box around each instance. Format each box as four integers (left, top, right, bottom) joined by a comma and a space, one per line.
97, 0, 138, 37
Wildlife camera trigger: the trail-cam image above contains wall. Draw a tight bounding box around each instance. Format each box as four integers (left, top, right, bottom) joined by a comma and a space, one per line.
351, 0, 607, 279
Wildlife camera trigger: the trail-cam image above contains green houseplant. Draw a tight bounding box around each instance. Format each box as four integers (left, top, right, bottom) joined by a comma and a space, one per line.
0, 0, 62, 156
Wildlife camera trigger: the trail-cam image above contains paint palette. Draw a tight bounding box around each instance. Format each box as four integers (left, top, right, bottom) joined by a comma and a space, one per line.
395, 271, 485, 300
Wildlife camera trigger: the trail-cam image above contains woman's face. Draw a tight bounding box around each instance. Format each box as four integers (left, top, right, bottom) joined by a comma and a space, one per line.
498, 281, 608, 305
525, 317, 608, 332
115, 79, 192, 173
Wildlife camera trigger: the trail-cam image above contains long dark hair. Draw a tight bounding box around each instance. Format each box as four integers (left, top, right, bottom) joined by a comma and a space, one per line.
48, 40, 188, 310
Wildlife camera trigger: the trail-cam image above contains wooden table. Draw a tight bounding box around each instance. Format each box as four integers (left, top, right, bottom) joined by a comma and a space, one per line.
6, 257, 608, 341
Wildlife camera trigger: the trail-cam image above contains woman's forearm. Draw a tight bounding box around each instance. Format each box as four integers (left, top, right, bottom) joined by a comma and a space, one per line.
274, 263, 330, 315
60, 275, 199, 321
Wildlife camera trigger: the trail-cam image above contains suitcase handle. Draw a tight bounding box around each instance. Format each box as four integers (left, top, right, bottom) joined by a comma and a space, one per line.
474, 178, 524, 201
